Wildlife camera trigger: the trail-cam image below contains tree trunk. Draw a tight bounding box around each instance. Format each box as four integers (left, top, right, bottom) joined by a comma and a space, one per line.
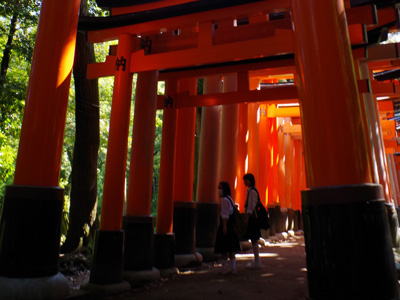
0, 2, 19, 92
60, 0, 100, 254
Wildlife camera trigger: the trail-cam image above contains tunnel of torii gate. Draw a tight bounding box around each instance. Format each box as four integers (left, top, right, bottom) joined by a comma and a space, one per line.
2, 0, 400, 299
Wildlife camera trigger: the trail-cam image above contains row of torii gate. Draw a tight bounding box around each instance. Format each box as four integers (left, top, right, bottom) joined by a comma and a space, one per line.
1, 0, 400, 299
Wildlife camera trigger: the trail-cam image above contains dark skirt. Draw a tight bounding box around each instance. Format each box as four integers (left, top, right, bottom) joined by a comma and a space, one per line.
244, 214, 261, 242
214, 216, 241, 254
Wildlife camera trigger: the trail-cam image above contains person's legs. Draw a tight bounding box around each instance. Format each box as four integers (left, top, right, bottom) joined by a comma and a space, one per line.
246, 240, 262, 269
229, 252, 237, 274
220, 253, 229, 274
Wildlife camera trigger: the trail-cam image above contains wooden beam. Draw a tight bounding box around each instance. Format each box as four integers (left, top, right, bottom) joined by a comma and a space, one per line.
346, 4, 377, 26
130, 30, 293, 72
111, 0, 200, 15
87, 0, 291, 43
156, 85, 298, 109
368, 43, 400, 61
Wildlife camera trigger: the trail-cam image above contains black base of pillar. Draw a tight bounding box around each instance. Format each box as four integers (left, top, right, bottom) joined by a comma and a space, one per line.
89, 230, 124, 284
275, 205, 284, 233
386, 203, 400, 248
293, 210, 300, 231
123, 216, 154, 271
173, 202, 196, 254
195, 202, 219, 249
154, 233, 175, 270
267, 205, 277, 236
0, 185, 64, 278
287, 209, 294, 231
302, 184, 399, 300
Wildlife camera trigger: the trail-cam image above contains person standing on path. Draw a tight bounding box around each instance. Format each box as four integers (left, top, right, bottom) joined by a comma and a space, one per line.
214, 181, 241, 275
243, 173, 262, 269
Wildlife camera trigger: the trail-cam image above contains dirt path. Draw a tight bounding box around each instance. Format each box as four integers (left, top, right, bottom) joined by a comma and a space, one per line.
124, 235, 308, 300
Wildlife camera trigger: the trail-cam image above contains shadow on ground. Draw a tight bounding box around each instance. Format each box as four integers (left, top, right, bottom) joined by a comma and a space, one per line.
124, 235, 308, 300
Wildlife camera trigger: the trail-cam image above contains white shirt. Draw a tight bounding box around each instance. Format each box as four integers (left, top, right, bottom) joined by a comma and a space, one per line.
245, 188, 258, 214
220, 196, 234, 219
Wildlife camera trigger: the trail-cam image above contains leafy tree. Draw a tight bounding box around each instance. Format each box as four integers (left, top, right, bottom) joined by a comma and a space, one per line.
60, 0, 100, 253
0, 0, 40, 198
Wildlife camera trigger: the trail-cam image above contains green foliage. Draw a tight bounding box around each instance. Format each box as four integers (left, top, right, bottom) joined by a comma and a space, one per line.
0, 0, 164, 228
0, 0, 40, 199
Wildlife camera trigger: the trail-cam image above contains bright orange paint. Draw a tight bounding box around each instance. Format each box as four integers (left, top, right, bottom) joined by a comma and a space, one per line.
218, 74, 238, 200
284, 133, 293, 209
291, 0, 373, 187
126, 71, 159, 216
277, 118, 285, 205
99, 34, 134, 231
258, 104, 268, 204
235, 72, 249, 212
14, 0, 81, 186
173, 78, 197, 203
156, 79, 178, 234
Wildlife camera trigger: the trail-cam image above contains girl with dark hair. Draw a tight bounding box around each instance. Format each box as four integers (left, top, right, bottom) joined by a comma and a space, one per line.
243, 173, 262, 269
214, 181, 241, 275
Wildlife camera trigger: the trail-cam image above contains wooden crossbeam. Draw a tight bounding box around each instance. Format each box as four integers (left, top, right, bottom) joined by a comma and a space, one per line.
157, 85, 298, 109
86, 0, 290, 43
130, 30, 293, 73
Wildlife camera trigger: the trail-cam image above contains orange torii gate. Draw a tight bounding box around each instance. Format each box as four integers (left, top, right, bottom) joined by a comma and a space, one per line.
1, 0, 400, 299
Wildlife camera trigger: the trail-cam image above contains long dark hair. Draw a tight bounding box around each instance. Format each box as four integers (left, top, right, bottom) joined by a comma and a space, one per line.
243, 173, 255, 187
218, 181, 231, 197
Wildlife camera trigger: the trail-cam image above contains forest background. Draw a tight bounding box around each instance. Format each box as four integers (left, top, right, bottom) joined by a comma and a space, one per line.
0, 0, 200, 255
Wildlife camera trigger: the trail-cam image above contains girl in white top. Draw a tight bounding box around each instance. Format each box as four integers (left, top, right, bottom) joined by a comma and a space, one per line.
214, 181, 240, 275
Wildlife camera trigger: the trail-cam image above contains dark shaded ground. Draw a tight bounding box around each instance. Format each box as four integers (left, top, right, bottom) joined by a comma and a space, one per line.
65, 234, 308, 299
122, 235, 308, 300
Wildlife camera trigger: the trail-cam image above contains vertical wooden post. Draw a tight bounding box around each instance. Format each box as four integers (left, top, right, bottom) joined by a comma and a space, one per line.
258, 103, 268, 204
154, 79, 178, 272
196, 75, 221, 258
218, 74, 238, 200
123, 71, 159, 278
0, 1, 80, 297
99, 34, 134, 232
172, 78, 198, 264
236, 72, 249, 212
90, 34, 134, 285
292, 0, 398, 298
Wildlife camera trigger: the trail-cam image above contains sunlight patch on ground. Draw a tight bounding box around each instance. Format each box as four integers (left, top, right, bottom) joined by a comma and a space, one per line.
266, 242, 300, 248
260, 273, 275, 277
236, 253, 279, 261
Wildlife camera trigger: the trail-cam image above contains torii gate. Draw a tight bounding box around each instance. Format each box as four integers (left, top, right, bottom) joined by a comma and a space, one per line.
0, 0, 399, 299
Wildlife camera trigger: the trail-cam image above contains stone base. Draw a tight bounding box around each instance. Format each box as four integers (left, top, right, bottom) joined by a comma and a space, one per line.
302, 184, 399, 300
0, 272, 69, 300
159, 267, 179, 278
195, 247, 217, 262
123, 268, 160, 287
81, 280, 131, 298
175, 253, 203, 268
90, 230, 124, 285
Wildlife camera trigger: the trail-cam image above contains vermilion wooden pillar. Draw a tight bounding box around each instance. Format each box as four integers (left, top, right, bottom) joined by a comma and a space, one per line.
218, 74, 238, 199
247, 78, 260, 183
173, 78, 198, 265
90, 34, 134, 285
196, 75, 221, 259
360, 61, 392, 202
258, 103, 268, 204
236, 72, 249, 212
124, 71, 159, 279
0, 1, 80, 298
247, 98, 259, 185
174, 79, 197, 203
154, 79, 178, 272
292, 0, 398, 299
